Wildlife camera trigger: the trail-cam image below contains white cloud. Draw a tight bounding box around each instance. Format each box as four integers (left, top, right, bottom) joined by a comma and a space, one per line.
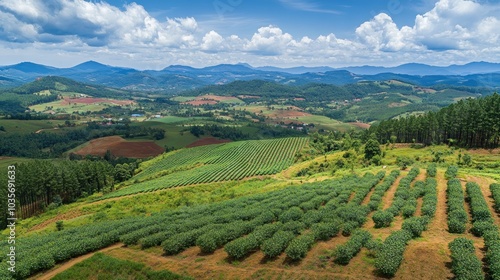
356, 13, 417, 52
0, 0, 500, 69
245, 25, 295, 55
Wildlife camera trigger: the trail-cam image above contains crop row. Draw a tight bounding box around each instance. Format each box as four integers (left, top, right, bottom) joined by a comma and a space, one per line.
367, 170, 400, 211
448, 238, 484, 280
426, 163, 437, 177
446, 178, 468, 233
491, 183, 500, 212
0, 172, 390, 280
465, 182, 500, 280
101, 138, 308, 199
372, 167, 420, 228
445, 165, 459, 180
374, 175, 437, 276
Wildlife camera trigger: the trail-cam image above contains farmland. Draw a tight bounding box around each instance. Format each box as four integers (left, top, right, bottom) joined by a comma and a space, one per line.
30, 97, 136, 114
3, 164, 500, 280
72, 136, 164, 158
99, 137, 308, 199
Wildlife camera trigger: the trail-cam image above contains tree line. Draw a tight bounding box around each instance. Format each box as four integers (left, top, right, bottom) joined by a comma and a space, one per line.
0, 159, 138, 229
369, 93, 500, 148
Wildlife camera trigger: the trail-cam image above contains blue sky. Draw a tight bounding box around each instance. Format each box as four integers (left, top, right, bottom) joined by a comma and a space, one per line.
0, 0, 499, 69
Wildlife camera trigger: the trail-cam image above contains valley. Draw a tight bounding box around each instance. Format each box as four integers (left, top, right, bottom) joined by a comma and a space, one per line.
0, 61, 499, 280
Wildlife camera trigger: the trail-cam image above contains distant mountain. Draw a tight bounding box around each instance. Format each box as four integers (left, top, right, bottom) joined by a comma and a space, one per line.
1, 60, 500, 92
0, 62, 57, 74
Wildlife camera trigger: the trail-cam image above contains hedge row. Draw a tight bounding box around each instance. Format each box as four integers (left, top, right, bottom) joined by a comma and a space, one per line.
466, 182, 495, 237
491, 183, 500, 212
373, 168, 420, 227
367, 170, 400, 211
427, 163, 437, 178
445, 165, 459, 180
374, 230, 413, 276
285, 233, 316, 260
446, 178, 468, 233
421, 178, 438, 218
333, 229, 372, 265
448, 238, 484, 280
466, 182, 500, 279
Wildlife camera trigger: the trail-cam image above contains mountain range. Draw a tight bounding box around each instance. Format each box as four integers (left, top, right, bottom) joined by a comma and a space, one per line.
1, 61, 500, 92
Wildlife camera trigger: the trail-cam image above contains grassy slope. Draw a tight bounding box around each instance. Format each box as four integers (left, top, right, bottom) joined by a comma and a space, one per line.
51, 252, 192, 280
0, 119, 67, 134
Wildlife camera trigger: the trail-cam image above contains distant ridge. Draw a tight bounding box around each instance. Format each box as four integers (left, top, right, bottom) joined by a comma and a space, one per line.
1, 60, 500, 91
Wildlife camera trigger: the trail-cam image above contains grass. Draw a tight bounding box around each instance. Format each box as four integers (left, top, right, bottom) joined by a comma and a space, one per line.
296, 115, 357, 132
14, 178, 288, 237
129, 121, 199, 148
0, 119, 66, 134
51, 252, 193, 280
149, 116, 207, 124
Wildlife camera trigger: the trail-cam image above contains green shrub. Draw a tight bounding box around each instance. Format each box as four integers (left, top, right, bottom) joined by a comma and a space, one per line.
446, 179, 467, 234
334, 230, 372, 265
445, 165, 459, 179
285, 233, 315, 261
261, 231, 295, 258
490, 183, 500, 212
372, 211, 393, 228
427, 163, 437, 177
311, 222, 341, 241
402, 217, 426, 238
375, 230, 412, 276
448, 238, 484, 280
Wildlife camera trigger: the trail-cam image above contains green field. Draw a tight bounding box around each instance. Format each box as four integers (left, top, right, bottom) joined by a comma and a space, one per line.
129, 121, 199, 148
52, 253, 192, 280
296, 115, 358, 131
99, 137, 308, 199
0, 119, 67, 134
30, 100, 107, 114
150, 116, 207, 124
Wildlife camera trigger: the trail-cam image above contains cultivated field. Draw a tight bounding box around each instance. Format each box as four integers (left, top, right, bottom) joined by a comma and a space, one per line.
7, 165, 500, 280
100, 137, 308, 199
72, 136, 164, 158
30, 97, 136, 114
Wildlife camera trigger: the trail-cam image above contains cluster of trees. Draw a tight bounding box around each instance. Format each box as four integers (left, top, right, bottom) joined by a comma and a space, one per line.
189, 124, 248, 140
0, 160, 114, 228
0, 123, 165, 158
370, 93, 500, 148
189, 123, 305, 141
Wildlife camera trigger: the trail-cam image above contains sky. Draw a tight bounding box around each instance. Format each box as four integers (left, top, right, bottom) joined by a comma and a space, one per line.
0, 0, 499, 69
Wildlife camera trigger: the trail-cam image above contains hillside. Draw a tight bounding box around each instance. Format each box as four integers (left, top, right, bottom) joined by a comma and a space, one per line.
3, 159, 500, 280
0, 76, 138, 115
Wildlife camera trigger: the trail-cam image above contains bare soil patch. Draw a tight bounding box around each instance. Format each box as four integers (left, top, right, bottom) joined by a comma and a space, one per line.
73, 136, 164, 158
186, 137, 231, 148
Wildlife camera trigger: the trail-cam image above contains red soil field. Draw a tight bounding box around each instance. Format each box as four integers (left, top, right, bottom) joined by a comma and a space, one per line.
73, 136, 164, 158
186, 137, 231, 148
61, 97, 135, 106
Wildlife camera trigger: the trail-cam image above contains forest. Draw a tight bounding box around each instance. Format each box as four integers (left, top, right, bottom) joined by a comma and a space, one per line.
0, 160, 135, 228
370, 93, 500, 148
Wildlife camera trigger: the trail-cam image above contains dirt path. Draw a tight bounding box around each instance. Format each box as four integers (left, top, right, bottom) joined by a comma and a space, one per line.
30, 243, 123, 280
105, 243, 387, 280
382, 172, 405, 210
